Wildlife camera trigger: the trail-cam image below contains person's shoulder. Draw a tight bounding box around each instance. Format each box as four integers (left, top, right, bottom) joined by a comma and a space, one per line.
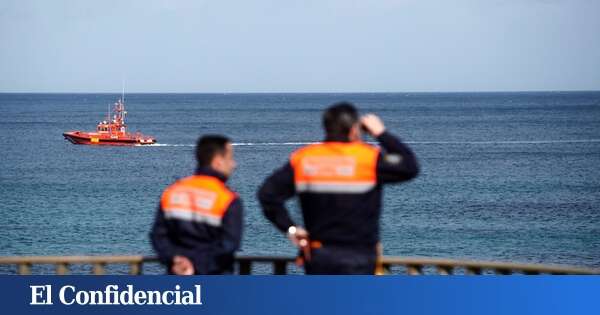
159, 176, 188, 203
292, 142, 323, 154
163, 175, 238, 202
161, 175, 206, 193
221, 182, 238, 198
168, 175, 197, 186
289, 142, 322, 162
229, 194, 242, 205
355, 141, 378, 150
350, 141, 380, 155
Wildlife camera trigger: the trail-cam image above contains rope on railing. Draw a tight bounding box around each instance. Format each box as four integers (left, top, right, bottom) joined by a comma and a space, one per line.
0, 255, 598, 275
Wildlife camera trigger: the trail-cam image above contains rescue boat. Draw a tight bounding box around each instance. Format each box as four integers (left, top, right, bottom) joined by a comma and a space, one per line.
63, 97, 156, 146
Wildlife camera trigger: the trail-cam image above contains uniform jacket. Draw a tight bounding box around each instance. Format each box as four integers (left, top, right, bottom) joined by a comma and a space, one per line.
150, 167, 243, 274
258, 131, 418, 247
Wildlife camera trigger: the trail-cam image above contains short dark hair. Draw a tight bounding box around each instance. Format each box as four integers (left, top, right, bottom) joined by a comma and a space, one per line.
196, 135, 231, 167
322, 102, 359, 139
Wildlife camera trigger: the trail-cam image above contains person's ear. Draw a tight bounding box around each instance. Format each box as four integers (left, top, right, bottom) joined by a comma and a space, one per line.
211, 155, 223, 170
349, 124, 361, 141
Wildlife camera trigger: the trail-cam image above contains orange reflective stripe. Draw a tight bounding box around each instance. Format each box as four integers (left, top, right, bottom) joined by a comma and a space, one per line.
160, 175, 235, 226
290, 142, 379, 193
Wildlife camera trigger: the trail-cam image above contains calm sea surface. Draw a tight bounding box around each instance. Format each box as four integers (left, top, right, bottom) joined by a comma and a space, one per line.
1, 92, 599, 273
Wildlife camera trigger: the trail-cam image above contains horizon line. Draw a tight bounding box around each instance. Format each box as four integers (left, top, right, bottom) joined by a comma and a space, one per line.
1, 89, 599, 94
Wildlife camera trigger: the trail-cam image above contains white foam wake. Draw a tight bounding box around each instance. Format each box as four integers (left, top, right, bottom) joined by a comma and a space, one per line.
143, 143, 194, 147
404, 139, 600, 145
141, 139, 600, 147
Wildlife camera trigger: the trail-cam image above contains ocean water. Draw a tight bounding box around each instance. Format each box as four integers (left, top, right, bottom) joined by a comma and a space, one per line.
1, 92, 599, 274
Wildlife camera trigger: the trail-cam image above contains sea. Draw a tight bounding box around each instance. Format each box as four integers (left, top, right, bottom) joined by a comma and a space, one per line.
1, 92, 599, 274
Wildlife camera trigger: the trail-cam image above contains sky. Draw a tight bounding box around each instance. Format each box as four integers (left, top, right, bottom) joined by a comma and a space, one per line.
0, 0, 599, 93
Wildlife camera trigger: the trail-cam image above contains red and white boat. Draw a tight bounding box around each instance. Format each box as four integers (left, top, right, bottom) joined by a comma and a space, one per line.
63, 97, 156, 146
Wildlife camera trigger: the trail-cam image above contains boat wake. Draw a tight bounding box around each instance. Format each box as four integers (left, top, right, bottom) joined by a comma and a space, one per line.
142, 143, 194, 147
405, 139, 600, 145
141, 139, 600, 147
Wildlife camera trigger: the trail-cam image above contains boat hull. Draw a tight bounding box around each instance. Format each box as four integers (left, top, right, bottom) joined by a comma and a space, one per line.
63, 132, 156, 146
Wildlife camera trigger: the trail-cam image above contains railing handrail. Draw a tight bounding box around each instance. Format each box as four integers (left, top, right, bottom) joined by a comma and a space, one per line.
0, 255, 598, 275
379, 256, 600, 275
0, 255, 151, 264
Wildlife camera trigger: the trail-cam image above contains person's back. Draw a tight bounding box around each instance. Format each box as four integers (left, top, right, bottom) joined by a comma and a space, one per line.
150, 135, 242, 275
258, 102, 419, 274
290, 141, 381, 246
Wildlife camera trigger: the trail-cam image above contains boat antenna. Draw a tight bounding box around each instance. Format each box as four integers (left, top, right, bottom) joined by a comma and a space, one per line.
121, 78, 125, 104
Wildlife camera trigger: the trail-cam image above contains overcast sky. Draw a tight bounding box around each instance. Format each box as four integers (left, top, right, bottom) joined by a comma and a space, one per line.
1, 0, 599, 92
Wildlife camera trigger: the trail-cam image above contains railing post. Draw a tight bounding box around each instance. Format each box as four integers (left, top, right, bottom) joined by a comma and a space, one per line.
18, 263, 31, 275
129, 262, 142, 275
436, 265, 453, 275
273, 261, 287, 275
375, 263, 390, 275
56, 263, 69, 275
406, 264, 422, 275
92, 263, 105, 275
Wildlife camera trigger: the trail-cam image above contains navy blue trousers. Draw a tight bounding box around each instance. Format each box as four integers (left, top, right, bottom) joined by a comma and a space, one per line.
304, 245, 377, 275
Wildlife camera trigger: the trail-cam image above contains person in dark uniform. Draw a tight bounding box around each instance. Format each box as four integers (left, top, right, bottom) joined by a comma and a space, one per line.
258, 102, 419, 274
150, 135, 242, 275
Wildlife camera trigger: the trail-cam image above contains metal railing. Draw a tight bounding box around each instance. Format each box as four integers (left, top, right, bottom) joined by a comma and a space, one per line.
0, 255, 598, 275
